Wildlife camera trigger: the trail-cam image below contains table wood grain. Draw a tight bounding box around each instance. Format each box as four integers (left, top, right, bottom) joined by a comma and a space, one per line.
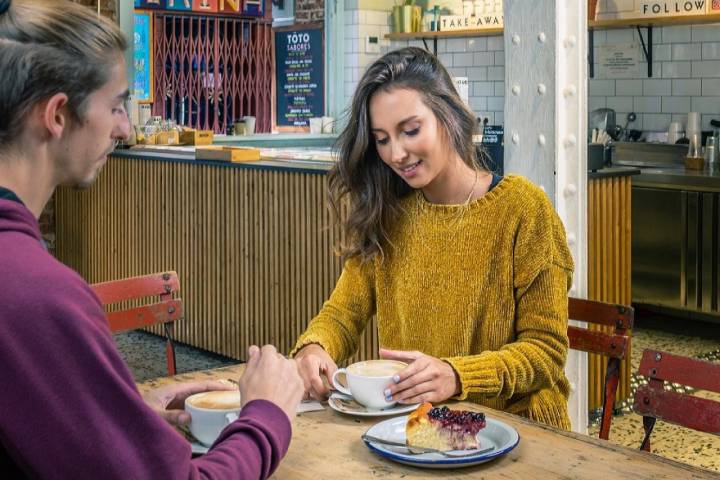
138, 365, 718, 479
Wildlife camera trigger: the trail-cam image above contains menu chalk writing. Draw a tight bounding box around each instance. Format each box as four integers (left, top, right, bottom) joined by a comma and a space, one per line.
275, 26, 324, 127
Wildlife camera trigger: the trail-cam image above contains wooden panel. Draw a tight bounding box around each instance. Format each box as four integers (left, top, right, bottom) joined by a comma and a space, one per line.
55, 156, 380, 362
634, 385, 720, 435
587, 176, 633, 410
92, 271, 179, 304
568, 327, 628, 359
106, 299, 183, 332
639, 349, 720, 394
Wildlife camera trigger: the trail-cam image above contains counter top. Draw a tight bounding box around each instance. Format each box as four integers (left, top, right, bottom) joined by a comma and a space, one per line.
588, 166, 641, 179
113, 147, 334, 175
630, 165, 720, 192
213, 132, 338, 148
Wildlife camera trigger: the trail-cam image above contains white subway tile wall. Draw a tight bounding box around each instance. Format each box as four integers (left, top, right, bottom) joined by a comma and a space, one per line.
343, 8, 505, 125
344, 10, 720, 132
589, 23, 720, 131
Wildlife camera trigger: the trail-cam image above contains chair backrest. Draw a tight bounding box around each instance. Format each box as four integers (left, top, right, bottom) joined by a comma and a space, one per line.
633, 349, 720, 452
91, 271, 183, 333
567, 298, 633, 359
568, 297, 634, 440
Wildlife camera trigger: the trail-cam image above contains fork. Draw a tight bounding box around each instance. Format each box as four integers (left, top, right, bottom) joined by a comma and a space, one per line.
361, 434, 495, 458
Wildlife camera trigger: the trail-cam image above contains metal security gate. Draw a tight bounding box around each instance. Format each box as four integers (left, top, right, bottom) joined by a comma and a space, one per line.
153, 14, 273, 133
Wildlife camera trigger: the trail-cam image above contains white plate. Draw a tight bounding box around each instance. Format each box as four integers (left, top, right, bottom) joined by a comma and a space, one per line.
328, 392, 419, 417
190, 441, 209, 455
362, 414, 520, 469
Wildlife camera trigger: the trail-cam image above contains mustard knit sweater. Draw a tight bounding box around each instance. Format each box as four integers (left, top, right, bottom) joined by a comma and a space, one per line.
293, 175, 574, 430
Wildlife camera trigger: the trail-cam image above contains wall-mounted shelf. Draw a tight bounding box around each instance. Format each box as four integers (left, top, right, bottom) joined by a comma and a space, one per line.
384, 13, 720, 40
384, 28, 503, 41
589, 13, 720, 29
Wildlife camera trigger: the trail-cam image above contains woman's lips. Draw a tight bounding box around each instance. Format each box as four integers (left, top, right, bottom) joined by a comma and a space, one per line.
399, 160, 422, 178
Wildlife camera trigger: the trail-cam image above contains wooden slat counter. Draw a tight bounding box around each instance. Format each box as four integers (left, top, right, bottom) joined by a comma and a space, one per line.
55, 150, 378, 362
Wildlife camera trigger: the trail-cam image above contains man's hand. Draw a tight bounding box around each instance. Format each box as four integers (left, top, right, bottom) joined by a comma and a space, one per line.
239, 345, 305, 422
143, 380, 236, 427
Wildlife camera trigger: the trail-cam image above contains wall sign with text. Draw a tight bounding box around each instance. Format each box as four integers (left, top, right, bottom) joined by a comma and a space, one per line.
595, 0, 712, 20
274, 26, 324, 127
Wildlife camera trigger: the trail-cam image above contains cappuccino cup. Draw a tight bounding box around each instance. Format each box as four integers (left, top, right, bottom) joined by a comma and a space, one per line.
331, 360, 406, 410
185, 390, 241, 446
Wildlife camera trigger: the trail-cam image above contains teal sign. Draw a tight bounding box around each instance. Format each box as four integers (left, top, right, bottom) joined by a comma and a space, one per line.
133, 12, 153, 103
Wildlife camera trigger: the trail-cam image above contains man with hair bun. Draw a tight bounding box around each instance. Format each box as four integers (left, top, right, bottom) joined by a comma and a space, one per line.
0, 1, 303, 478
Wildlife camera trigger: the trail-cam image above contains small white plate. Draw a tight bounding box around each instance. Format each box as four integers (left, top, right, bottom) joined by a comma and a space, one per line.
191, 441, 209, 455
328, 392, 419, 417
362, 414, 520, 469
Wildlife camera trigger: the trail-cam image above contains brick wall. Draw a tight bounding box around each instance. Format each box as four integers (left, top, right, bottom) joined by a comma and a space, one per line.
295, 0, 323, 23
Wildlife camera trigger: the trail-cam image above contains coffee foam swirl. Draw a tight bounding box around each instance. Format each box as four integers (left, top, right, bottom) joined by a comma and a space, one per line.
187, 390, 241, 410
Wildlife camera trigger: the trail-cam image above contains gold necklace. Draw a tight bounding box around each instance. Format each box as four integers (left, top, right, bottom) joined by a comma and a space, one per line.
413, 169, 480, 251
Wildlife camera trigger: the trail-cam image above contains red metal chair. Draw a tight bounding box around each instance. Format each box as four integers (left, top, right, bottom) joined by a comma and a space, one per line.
633, 349, 720, 452
568, 298, 634, 440
91, 271, 183, 376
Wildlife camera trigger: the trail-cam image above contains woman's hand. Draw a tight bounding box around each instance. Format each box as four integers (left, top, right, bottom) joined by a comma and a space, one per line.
293, 343, 338, 400
380, 348, 460, 404
143, 380, 236, 427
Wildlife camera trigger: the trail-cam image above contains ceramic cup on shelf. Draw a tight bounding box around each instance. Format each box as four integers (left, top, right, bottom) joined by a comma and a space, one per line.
243, 116, 256, 135
321, 116, 335, 134
309, 117, 323, 134
185, 390, 241, 446
331, 360, 407, 410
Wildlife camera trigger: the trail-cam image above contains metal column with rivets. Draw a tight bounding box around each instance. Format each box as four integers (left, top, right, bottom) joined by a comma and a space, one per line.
503, 0, 589, 433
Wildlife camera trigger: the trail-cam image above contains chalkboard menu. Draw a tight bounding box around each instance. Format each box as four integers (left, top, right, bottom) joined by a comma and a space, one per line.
274, 26, 324, 127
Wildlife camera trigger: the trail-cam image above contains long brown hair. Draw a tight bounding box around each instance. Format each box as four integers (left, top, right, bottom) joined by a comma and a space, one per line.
0, 0, 127, 151
330, 47, 487, 261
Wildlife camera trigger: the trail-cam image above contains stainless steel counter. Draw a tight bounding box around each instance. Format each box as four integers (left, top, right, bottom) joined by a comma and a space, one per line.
632, 166, 720, 193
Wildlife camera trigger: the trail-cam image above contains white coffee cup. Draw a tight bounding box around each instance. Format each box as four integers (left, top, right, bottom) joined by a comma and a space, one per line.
321, 116, 335, 134
331, 360, 407, 410
309, 117, 323, 134
185, 390, 241, 446
243, 116, 256, 135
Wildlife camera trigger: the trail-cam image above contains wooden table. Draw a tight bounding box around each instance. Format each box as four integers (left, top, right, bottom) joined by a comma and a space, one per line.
138, 365, 718, 479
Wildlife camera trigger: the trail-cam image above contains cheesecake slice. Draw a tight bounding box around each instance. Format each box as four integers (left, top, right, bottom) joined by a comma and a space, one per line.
406, 403, 486, 451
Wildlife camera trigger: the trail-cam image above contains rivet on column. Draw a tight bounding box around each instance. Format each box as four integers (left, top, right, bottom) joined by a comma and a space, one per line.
538, 134, 546, 146
537, 83, 546, 95
537, 32, 546, 43
564, 35, 577, 48
563, 85, 577, 98
512, 85, 521, 95
564, 184, 577, 196
511, 132, 520, 144
512, 34, 521, 45
564, 134, 577, 148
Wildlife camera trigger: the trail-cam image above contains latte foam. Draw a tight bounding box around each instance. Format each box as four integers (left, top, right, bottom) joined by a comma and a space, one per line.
347, 360, 406, 377
187, 390, 241, 410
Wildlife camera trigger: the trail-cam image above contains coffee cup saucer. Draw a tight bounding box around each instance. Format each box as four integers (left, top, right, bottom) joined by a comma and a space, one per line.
191, 441, 209, 456
328, 392, 419, 417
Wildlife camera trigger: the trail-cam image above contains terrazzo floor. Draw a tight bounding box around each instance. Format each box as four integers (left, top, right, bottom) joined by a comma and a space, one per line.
115, 317, 720, 474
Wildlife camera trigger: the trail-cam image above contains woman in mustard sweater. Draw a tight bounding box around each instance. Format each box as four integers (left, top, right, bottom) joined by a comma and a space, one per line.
293, 47, 574, 429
